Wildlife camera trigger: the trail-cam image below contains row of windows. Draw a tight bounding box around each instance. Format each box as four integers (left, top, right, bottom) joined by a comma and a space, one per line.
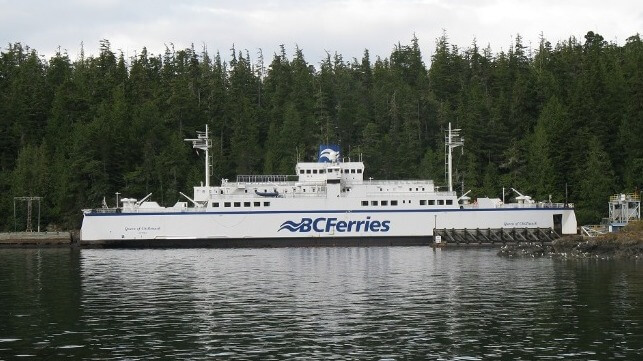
362, 200, 398, 206
420, 199, 454, 205
361, 199, 453, 206
377, 187, 427, 192
300, 169, 325, 174
299, 168, 363, 174
213, 201, 271, 208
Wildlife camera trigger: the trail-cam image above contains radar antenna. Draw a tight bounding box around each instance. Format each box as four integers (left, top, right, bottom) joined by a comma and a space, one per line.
184, 125, 212, 187
445, 123, 464, 193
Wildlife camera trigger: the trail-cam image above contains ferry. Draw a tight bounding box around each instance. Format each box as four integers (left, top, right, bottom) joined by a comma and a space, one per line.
80, 124, 577, 247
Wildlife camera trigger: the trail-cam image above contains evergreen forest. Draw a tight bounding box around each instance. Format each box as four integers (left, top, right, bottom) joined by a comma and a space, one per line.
1, 32, 641, 230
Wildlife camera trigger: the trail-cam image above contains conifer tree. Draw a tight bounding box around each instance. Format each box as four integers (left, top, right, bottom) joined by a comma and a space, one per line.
575, 135, 615, 224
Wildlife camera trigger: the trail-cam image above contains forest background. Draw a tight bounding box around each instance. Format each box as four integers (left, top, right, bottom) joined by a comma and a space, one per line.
1, 31, 641, 230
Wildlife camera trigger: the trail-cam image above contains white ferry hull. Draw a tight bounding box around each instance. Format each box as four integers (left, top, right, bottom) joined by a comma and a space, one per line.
81, 207, 577, 246
81, 126, 578, 247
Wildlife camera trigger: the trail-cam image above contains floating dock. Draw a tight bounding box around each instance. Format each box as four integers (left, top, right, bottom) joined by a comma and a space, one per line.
0, 232, 72, 247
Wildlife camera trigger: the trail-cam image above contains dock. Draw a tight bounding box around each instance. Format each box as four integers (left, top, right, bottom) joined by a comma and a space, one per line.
0, 232, 73, 247
433, 227, 560, 246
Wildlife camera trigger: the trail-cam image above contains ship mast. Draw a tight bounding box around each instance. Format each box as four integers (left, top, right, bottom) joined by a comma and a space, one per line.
185, 125, 212, 188
445, 122, 464, 193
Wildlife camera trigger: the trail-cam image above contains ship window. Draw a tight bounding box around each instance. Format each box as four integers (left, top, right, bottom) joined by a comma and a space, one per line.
351, 169, 356, 173
320, 169, 325, 174
422, 188, 425, 191
313, 169, 318, 174
213, 202, 219, 207
357, 169, 362, 173
264, 202, 270, 207
391, 200, 398, 206
403, 200, 406, 204
306, 169, 311, 174
429, 200, 435, 205
234, 202, 241, 207
416, 188, 419, 191
344, 169, 349, 173
224, 202, 231, 207
446, 200, 453, 205
438, 200, 445, 205
409, 188, 412, 191
420, 200, 427, 205
254, 202, 260, 207
244, 190, 248, 193
244, 202, 251, 207
381, 200, 388, 206
362, 201, 368, 206
299, 169, 304, 174
371, 201, 378, 206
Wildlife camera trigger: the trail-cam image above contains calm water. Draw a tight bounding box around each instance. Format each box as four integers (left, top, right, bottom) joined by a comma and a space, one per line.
0, 247, 641, 360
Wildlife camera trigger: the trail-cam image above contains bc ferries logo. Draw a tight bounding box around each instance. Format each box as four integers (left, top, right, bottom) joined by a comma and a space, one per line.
279, 217, 391, 233
318, 144, 340, 163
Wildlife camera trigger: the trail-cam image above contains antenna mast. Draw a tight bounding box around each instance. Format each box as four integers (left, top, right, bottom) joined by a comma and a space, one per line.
445, 122, 464, 193
185, 125, 212, 187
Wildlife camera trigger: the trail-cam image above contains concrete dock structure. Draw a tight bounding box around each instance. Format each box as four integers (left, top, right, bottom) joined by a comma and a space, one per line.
0, 232, 72, 246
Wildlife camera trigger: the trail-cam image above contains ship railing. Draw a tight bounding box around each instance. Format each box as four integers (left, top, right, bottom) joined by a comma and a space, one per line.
366, 180, 435, 186
464, 202, 573, 209
213, 191, 328, 199
236, 175, 296, 183
495, 202, 573, 209
83, 208, 120, 214
610, 193, 640, 202
365, 191, 457, 197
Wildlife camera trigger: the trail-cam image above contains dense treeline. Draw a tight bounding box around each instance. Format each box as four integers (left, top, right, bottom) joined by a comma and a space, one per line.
1, 32, 641, 230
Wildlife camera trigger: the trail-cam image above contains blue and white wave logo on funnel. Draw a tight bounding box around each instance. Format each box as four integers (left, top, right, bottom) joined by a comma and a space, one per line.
318, 144, 340, 163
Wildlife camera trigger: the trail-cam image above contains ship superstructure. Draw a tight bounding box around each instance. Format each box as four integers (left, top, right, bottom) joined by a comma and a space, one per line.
81, 124, 577, 246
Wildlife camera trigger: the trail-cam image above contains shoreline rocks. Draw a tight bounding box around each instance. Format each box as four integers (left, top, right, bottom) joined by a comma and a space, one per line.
498, 221, 643, 259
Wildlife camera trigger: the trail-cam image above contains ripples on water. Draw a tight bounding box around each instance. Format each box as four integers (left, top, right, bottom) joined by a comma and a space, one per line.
0, 247, 641, 359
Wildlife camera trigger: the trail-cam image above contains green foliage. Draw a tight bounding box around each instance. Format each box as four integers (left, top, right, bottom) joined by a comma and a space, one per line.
0, 32, 640, 230
575, 135, 616, 225
525, 111, 557, 201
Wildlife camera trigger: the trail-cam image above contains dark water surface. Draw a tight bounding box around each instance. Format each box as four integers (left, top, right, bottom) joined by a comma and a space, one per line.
0, 247, 641, 360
